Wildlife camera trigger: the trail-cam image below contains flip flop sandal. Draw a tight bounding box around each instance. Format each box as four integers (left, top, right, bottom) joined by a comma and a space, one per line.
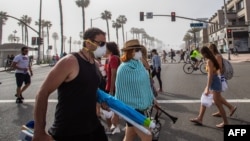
190, 118, 203, 125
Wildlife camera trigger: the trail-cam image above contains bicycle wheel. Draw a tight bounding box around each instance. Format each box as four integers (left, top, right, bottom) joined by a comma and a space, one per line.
199, 62, 207, 74
183, 63, 194, 74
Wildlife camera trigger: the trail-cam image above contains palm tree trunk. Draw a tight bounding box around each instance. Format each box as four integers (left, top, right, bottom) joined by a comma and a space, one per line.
81, 1, 85, 32
54, 39, 57, 54
46, 26, 50, 59
59, 0, 64, 56
122, 25, 124, 44
0, 21, 2, 45
116, 28, 119, 45
42, 29, 45, 61
47, 26, 50, 47
25, 26, 29, 46
21, 25, 24, 44
106, 20, 110, 41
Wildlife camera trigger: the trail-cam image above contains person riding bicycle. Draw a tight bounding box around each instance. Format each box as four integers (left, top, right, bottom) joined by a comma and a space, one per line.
190, 47, 203, 70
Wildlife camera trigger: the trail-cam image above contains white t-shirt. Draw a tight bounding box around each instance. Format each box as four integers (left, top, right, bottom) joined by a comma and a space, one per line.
13, 54, 30, 74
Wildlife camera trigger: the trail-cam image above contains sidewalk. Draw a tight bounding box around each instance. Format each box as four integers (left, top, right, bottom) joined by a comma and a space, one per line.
0, 63, 49, 72
221, 53, 250, 63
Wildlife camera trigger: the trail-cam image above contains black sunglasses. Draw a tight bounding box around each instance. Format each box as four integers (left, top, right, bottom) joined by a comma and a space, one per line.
93, 40, 106, 47
135, 48, 141, 52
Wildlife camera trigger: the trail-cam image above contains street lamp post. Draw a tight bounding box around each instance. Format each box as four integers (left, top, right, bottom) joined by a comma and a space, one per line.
224, 0, 231, 60
90, 17, 101, 28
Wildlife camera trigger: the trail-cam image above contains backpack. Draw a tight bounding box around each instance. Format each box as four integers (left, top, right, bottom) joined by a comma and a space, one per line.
222, 58, 234, 80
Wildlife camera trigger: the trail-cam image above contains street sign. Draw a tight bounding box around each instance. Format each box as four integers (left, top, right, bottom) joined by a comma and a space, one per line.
146, 12, 153, 19
190, 23, 203, 27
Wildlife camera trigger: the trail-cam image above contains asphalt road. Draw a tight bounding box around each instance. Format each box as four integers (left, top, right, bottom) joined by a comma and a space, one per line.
0, 60, 250, 141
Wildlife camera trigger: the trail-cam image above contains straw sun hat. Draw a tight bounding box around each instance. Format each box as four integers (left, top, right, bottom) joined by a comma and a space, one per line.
121, 39, 142, 51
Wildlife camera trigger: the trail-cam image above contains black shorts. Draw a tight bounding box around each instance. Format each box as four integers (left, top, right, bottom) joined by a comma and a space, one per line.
191, 57, 198, 63
15, 73, 31, 87
126, 109, 145, 127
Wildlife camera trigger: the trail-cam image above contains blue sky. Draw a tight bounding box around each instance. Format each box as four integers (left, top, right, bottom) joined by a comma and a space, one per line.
0, 0, 224, 53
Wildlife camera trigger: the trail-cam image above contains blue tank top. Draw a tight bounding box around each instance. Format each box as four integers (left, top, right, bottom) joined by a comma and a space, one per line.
49, 53, 101, 136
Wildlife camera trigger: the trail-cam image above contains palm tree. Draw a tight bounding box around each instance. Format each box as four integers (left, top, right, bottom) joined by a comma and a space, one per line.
8, 34, 15, 43
19, 15, 32, 46
188, 28, 201, 48
67, 37, 72, 53
52, 32, 59, 55
35, 19, 47, 60
44, 21, 52, 48
18, 19, 24, 44
112, 19, 121, 45
8, 33, 20, 43
138, 28, 146, 44
58, 0, 64, 57
117, 15, 127, 43
183, 33, 193, 51
77, 40, 81, 50
79, 31, 83, 40
63, 36, 67, 53
130, 27, 136, 39
73, 40, 78, 51
101, 10, 112, 41
0, 11, 8, 45
133, 28, 140, 39
75, 0, 90, 32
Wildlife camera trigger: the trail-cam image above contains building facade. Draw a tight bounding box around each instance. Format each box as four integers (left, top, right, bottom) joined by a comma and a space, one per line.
207, 0, 250, 53
0, 43, 36, 67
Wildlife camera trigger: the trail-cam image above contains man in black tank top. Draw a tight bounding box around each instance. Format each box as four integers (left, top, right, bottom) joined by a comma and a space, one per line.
33, 28, 108, 141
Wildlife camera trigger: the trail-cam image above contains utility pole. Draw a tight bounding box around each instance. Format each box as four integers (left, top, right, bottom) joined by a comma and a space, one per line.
37, 0, 42, 64
69, 36, 72, 53
224, 0, 231, 60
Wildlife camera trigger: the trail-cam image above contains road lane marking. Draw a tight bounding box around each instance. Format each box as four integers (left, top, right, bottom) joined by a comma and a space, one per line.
157, 99, 250, 103
0, 99, 250, 103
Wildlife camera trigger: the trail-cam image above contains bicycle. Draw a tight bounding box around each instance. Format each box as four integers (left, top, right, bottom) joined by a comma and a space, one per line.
183, 59, 207, 74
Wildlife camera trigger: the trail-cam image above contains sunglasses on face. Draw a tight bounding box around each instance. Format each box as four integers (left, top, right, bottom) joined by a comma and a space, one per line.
135, 48, 141, 52
92, 40, 106, 47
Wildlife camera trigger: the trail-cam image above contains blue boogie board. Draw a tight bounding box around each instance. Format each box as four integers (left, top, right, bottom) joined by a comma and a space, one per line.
18, 121, 34, 141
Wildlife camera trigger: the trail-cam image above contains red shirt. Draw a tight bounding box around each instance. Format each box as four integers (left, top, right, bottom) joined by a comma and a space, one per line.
105, 55, 120, 92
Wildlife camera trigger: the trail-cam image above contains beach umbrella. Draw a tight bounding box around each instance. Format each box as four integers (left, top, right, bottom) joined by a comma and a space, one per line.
97, 89, 155, 131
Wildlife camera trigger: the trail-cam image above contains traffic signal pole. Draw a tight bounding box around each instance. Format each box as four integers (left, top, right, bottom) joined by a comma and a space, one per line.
37, 0, 42, 65
4, 15, 39, 34
148, 14, 218, 25
224, 0, 231, 60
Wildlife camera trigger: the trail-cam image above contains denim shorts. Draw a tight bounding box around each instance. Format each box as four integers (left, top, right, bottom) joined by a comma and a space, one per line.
209, 75, 222, 92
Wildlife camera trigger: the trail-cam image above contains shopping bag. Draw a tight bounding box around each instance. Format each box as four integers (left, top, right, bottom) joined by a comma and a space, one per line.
221, 75, 228, 92
201, 93, 213, 107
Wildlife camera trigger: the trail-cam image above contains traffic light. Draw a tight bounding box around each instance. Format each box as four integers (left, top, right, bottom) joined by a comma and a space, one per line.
31, 37, 37, 45
140, 12, 144, 21
171, 12, 176, 22
227, 29, 232, 38
40, 38, 43, 44
37, 37, 43, 45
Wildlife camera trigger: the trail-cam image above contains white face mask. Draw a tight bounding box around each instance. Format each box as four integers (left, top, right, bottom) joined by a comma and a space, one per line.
93, 44, 107, 58
133, 51, 142, 60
